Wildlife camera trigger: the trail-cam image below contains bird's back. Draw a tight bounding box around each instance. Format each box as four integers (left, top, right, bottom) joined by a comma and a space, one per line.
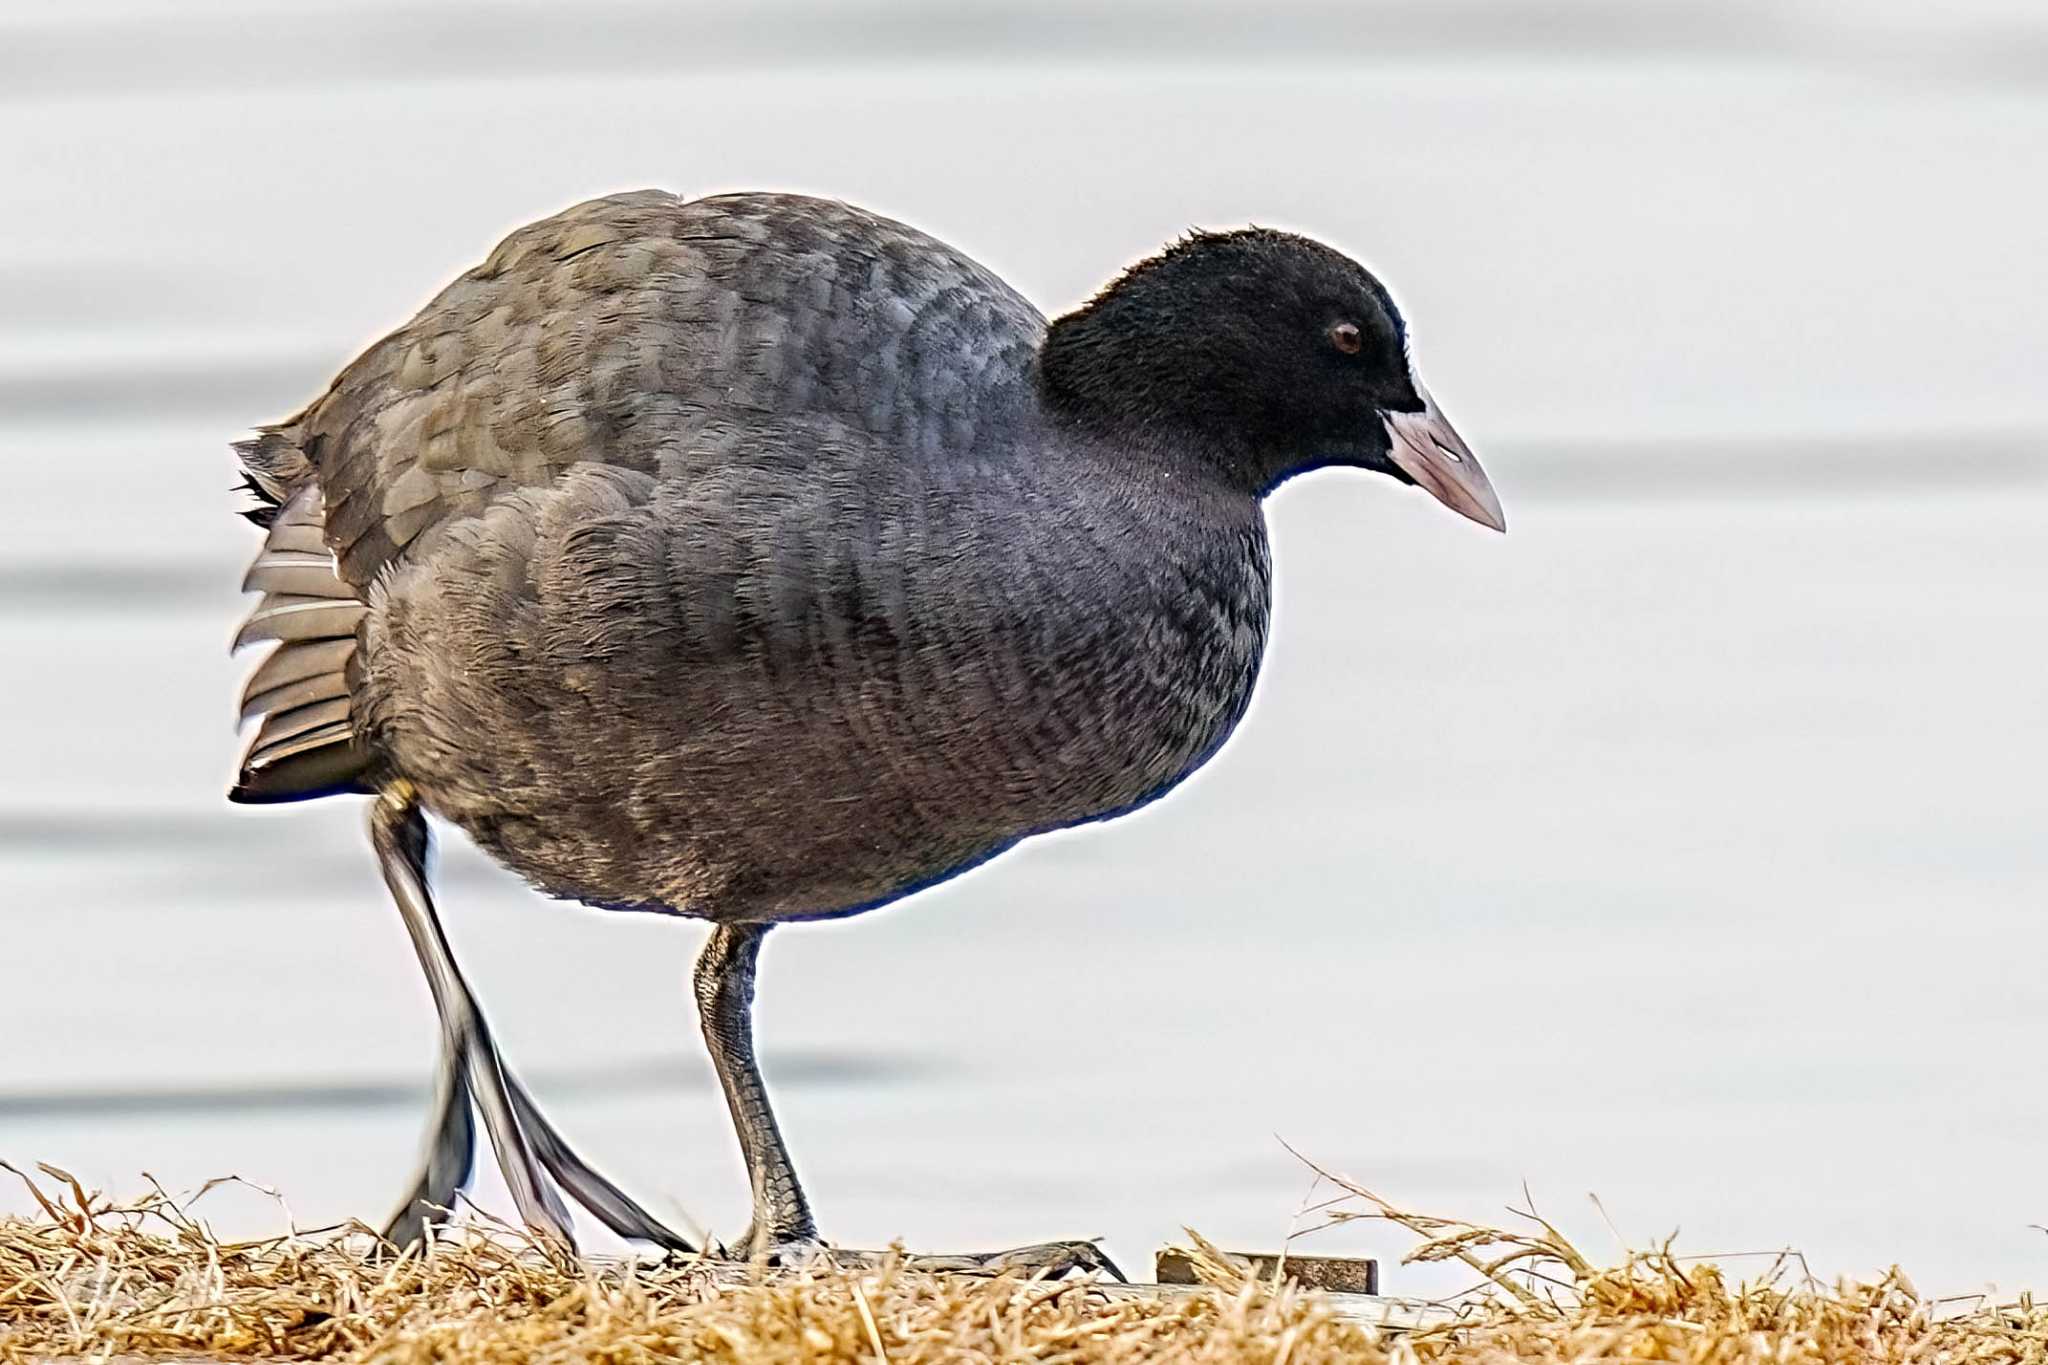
232, 190, 1049, 801
310, 190, 1048, 589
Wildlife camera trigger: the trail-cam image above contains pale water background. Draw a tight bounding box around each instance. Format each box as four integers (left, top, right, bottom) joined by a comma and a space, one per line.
3, 0, 2047, 1300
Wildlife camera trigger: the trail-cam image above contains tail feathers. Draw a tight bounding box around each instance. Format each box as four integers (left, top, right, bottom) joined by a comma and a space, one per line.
232, 427, 317, 528
237, 475, 280, 527
231, 739, 371, 804
231, 478, 373, 803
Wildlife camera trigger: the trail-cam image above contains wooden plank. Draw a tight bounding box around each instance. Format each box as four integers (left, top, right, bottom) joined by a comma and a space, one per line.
1156, 1248, 1377, 1295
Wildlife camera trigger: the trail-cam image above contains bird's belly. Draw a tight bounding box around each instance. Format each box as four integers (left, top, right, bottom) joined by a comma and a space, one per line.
362, 516, 1271, 924
376, 636, 1259, 925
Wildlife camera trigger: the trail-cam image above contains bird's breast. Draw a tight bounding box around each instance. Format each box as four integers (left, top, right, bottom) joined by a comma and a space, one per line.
886, 512, 1274, 838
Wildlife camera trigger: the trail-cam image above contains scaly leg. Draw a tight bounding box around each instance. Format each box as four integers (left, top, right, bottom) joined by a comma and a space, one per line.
695, 922, 816, 1254
381, 1034, 476, 1249
372, 787, 691, 1253
692, 922, 1119, 1279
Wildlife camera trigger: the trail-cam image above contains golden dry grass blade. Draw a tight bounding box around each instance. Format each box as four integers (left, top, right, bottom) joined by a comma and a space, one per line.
6, 1165, 2048, 1364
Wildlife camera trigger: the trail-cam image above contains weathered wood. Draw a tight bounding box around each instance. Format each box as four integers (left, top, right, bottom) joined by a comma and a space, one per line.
1156, 1248, 1378, 1295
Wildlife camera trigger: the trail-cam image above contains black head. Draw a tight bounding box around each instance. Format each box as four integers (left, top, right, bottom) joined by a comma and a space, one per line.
1041, 228, 1503, 529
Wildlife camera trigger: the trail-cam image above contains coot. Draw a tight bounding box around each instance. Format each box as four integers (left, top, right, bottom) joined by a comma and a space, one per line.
230, 190, 1502, 1269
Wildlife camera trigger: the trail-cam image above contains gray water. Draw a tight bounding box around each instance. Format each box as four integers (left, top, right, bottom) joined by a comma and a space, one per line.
3, 0, 2048, 1299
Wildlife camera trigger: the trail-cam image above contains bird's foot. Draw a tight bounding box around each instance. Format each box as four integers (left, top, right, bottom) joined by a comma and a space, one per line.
501, 1071, 696, 1254
731, 1235, 834, 1271
381, 1037, 694, 1256
730, 1236, 1123, 1281
897, 1239, 1125, 1281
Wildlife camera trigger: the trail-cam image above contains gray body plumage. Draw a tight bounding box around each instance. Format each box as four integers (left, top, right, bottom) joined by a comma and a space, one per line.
230, 188, 1501, 1258
240, 191, 1272, 922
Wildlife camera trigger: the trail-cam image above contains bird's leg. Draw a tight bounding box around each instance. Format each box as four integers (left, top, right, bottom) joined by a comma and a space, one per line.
690, 924, 1118, 1280
380, 1029, 476, 1249
371, 791, 571, 1244
371, 788, 691, 1253
854, 1242, 1125, 1280
694, 922, 818, 1256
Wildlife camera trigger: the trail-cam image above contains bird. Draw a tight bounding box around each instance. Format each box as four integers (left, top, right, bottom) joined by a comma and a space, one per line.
228, 189, 1503, 1273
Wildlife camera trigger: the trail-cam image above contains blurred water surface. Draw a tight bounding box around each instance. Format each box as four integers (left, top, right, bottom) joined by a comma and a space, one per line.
2, 1, 2047, 1298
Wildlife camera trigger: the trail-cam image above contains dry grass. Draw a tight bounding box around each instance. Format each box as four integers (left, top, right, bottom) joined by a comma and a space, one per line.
3, 1158, 2045, 1364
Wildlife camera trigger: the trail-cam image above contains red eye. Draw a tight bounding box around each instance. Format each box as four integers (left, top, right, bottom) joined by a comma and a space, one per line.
1329, 322, 1363, 355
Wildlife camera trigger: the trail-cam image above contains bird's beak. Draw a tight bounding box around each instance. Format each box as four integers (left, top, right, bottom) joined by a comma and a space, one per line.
1379, 383, 1506, 533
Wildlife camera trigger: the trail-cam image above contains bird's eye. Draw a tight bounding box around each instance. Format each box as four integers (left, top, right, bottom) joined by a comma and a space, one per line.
1329, 322, 1363, 356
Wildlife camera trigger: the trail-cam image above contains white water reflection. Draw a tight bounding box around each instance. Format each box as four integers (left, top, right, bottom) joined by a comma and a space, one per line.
1, 1, 2046, 1299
